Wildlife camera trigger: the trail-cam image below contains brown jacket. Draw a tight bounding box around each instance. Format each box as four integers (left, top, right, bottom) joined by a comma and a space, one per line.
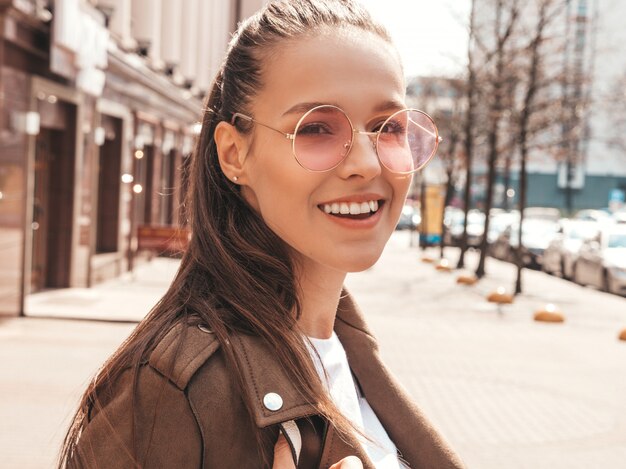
71, 292, 465, 468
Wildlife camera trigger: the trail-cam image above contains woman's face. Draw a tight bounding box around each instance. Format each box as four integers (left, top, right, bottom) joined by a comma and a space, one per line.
239, 27, 411, 274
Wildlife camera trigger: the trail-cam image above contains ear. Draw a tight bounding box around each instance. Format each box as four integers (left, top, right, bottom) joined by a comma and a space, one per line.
214, 121, 249, 183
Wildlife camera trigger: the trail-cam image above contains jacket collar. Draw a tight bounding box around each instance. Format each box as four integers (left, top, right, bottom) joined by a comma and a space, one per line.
229, 331, 318, 428
229, 289, 372, 429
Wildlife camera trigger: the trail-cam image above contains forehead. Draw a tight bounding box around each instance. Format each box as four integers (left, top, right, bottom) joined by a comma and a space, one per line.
255, 27, 405, 117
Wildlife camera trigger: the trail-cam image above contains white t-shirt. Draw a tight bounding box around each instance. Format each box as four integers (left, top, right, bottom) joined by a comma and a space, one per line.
307, 332, 405, 469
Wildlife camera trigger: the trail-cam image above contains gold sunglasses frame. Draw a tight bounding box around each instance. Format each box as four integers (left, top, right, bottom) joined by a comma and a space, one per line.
231, 104, 442, 175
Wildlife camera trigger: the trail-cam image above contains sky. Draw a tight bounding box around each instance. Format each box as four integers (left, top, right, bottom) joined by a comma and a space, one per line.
359, 0, 471, 79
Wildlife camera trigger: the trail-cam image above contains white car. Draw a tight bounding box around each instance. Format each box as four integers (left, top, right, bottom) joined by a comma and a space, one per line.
573, 225, 626, 295
487, 210, 519, 244
613, 209, 626, 224
491, 219, 561, 268
542, 220, 599, 279
573, 209, 612, 223
445, 209, 485, 247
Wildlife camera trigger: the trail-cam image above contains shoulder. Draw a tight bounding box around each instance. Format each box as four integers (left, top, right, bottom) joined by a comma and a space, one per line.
148, 319, 222, 390
72, 320, 221, 467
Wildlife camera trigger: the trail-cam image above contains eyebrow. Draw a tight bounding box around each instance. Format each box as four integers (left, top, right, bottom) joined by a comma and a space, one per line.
281, 99, 406, 117
281, 102, 334, 117
373, 99, 407, 113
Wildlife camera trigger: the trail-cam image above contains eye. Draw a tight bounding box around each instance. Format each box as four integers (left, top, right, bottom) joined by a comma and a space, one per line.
375, 118, 406, 134
297, 122, 333, 135
371, 116, 407, 134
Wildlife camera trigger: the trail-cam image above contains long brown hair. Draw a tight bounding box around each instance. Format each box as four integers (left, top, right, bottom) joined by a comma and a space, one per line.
60, 0, 392, 466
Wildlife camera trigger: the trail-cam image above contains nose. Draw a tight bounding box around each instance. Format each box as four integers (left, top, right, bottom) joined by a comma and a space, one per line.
336, 130, 381, 180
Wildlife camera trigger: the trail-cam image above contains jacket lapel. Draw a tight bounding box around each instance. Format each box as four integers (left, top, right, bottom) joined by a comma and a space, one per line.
229, 325, 376, 468
229, 332, 318, 427
335, 291, 465, 469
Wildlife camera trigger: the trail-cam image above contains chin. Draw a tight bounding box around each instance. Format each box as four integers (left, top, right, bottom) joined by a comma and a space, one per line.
337, 248, 385, 273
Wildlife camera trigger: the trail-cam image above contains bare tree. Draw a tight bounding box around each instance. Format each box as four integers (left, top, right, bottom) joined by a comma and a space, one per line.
501, 79, 520, 211
475, 0, 521, 279
457, 0, 478, 269
457, 0, 592, 286
513, 0, 566, 294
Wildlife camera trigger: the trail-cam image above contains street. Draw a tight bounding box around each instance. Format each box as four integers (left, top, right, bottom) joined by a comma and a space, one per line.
2, 231, 626, 468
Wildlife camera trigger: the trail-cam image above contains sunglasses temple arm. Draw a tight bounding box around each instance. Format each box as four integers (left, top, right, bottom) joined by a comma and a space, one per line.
232, 113, 293, 139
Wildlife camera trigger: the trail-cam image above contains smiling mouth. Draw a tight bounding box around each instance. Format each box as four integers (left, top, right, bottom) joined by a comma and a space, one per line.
318, 200, 384, 219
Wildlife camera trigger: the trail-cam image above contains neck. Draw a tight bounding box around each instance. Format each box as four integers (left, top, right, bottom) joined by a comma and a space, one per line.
295, 259, 346, 339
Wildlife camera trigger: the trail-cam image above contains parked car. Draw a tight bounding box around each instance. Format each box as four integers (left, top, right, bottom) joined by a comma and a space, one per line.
442, 207, 465, 246
444, 208, 519, 248
542, 220, 599, 278
445, 209, 485, 247
490, 219, 561, 269
574, 209, 612, 223
524, 207, 561, 223
612, 209, 626, 224
487, 210, 519, 244
573, 224, 626, 295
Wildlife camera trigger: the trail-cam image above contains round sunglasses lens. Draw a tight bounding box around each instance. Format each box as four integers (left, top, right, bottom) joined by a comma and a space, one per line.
377, 110, 438, 173
293, 107, 353, 171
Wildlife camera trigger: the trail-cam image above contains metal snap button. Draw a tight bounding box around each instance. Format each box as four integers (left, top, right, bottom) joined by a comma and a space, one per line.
197, 324, 212, 333
263, 392, 283, 411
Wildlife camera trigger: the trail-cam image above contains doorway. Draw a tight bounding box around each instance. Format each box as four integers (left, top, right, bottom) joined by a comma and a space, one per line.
31, 123, 76, 292
96, 116, 123, 253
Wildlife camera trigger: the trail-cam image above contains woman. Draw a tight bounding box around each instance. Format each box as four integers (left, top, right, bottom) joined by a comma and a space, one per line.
60, 0, 464, 467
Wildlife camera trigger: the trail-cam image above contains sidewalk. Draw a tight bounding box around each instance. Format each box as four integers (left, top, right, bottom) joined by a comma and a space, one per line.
2, 231, 626, 468
24, 257, 180, 321
346, 232, 626, 469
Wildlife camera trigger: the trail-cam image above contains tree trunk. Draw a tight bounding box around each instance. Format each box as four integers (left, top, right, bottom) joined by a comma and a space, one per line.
456, 0, 476, 270
503, 150, 512, 211
515, 0, 553, 294
515, 149, 527, 294
475, 0, 519, 279
475, 123, 499, 278
440, 168, 455, 259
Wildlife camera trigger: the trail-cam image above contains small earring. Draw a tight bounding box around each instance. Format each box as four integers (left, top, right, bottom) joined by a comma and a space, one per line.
232, 176, 239, 182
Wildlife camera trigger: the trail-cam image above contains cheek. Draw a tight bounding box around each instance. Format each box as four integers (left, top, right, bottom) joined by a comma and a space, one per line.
390, 174, 412, 208
243, 149, 318, 226
398, 175, 412, 196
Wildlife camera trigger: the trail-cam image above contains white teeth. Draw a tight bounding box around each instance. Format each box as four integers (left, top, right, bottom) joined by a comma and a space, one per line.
321, 200, 381, 215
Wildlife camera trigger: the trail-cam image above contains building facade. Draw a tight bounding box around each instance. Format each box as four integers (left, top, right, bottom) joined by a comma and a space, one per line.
458, 0, 626, 213
0, 0, 266, 316
521, 0, 626, 212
